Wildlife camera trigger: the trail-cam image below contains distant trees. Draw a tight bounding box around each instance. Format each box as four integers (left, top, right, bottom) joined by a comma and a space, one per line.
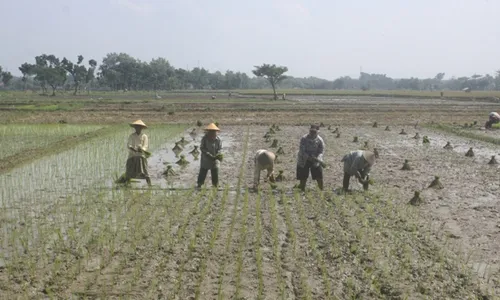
252, 64, 288, 100
0, 66, 13, 86
61, 55, 97, 95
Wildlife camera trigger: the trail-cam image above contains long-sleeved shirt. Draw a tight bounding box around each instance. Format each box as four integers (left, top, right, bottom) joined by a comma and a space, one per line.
200, 135, 222, 169
127, 132, 149, 158
254, 149, 275, 186
342, 150, 372, 176
296, 134, 324, 168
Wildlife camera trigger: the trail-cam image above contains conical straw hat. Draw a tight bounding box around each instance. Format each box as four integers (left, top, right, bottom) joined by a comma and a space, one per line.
130, 120, 147, 128
205, 123, 220, 131
362, 151, 376, 165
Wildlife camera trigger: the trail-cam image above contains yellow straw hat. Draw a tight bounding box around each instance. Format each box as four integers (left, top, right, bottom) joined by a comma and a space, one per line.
205, 123, 220, 131
362, 151, 376, 165
130, 120, 147, 128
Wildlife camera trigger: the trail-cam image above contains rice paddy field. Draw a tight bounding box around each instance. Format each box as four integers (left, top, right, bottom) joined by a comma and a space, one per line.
0, 90, 499, 299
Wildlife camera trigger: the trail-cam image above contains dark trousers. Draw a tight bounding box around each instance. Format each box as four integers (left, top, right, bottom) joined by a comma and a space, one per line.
197, 167, 219, 187
343, 172, 370, 191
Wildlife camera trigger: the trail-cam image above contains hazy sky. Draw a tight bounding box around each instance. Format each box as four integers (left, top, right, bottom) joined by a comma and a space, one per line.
2, 0, 500, 79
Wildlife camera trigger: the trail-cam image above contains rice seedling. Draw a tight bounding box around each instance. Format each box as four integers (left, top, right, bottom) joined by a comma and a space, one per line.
401, 159, 412, 171
428, 176, 444, 189
353, 136, 359, 142
320, 122, 325, 127
275, 170, 285, 182
332, 127, 339, 134
423, 136, 430, 144
373, 121, 378, 128
409, 191, 423, 206
488, 155, 498, 165
413, 132, 420, 139
275, 125, 281, 131
443, 141, 453, 149
373, 148, 380, 158
363, 141, 369, 149
327, 125, 332, 130
162, 165, 176, 177
178, 137, 189, 146
265, 135, 271, 142
176, 155, 189, 165
399, 129, 407, 135
269, 127, 276, 134
465, 147, 474, 157
336, 132, 341, 138
189, 145, 200, 156
270, 139, 279, 148
385, 126, 391, 131
172, 142, 183, 152
276, 147, 285, 155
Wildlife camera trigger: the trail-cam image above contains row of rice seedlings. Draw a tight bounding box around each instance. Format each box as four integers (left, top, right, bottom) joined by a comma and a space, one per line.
194, 185, 230, 300
217, 127, 250, 299
233, 189, 250, 299
172, 188, 218, 298
267, 189, 286, 299
296, 190, 332, 298
254, 190, 264, 299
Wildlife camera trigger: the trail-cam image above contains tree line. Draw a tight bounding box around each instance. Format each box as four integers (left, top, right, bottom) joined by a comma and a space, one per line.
2, 52, 500, 95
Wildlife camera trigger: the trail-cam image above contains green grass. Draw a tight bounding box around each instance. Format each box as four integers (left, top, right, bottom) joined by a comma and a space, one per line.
0, 124, 104, 160
427, 123, 500, 145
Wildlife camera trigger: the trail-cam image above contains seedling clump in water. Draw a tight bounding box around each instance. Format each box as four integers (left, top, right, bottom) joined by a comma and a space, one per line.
423, 136, 430, 144
276, 147, 285, 155
428, 176, 444, 189
275, 170, 285, 182
176, 155, 189, 166
400, 129, 407, 135
320, 122, 325, 127
196, 120, 203, 127
488, 155, 498, 165
353, 136, 359, 143
332, 127, 339, 134
443, 142, 453, 150
385, 126, 391, 131
265, 136, 271, 143
401, 159, 412, 170
271, 139, 278, 148
373, 121, 378, 128
363, 141, 369, 149
178, 137, 189, 146
336, 132, 341, 138
162, 165, 176, 177
465, 147, 474, 157
409, 191, 423, 206
413, 132, 420, 139
373, 148, 380, 158
268, 127, 276, 134
172, 142, 183, 152
327, 125, 332, 130
190, 146, 200, 156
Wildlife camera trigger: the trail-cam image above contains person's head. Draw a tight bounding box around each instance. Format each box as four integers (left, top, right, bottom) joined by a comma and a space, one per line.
130, 120, 147, 133
309, 124, 320, 137
362, 151, 376, 167
205, 123, 220, 139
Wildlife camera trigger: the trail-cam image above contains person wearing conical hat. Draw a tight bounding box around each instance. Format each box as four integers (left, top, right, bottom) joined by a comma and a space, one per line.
117, 120, 151, 186
341, 150, 376, 191
197, 123, 222, 188
253, 149, 276, 190
485, 112, 500, 129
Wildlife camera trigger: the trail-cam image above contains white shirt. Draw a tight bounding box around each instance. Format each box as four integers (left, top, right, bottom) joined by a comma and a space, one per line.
127, 132, 149, 158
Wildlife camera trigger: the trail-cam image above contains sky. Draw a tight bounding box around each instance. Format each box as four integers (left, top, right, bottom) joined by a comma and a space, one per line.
2, 0, 500, 79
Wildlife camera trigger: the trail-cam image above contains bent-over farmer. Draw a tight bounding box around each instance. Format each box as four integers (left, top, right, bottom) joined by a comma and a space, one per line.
485, 112, 500, 129
197, 123, 222, 188
253, 149, 276, 190
341, 150, 376, 191
118, 120, 151, 186
296, 124, 325, 191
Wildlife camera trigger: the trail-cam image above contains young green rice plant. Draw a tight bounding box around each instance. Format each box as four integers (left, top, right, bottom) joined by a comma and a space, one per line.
353, 136, 359, 142
233, 189, 250, 300
409, 191, 423, 206
178, 137, 189, 146
400, 129, 407, 135
332, 127, 339, 134
268, 189, 286, 299
443, 141, 453, 149
401, 159, 412, 171
373, 147, 380, 158
465, 147, 474, 157
254, 190, 264, 299
413, 132, 420, 139
488, 155, 498, 165
373, 121, 378, 128
271, 139, 279, 148
336, 132, 341, 138
190, 145, 200, 156
385, 125, 391, 131
276, 147, 285, 155
176, 154, 189, 166
423, 136, 430, 144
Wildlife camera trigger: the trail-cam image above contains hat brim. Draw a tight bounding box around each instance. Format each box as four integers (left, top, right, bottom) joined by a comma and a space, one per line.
130, 123, 147, 128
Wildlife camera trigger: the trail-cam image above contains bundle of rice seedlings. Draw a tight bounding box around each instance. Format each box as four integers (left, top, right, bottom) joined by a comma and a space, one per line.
320, 122, 325, 127
178, 137, 189, 146
336, 132, 341, 138
277, 147, 285, 155
189, 146, 200, 156
215, 153, 224, 161
162, 165, 177, 177
271, 124, 276, 129
275, 125, 281, 131
422, 136, 430, 144
443, 142, 453, 150
473, 121, 478, 125
269, 127, 276, 134
463, 123, 469, 128
399, 129, 407, 135
385, 126, 391, 131
263, 132, 272, 138
353, 136, 359, 142
465, 147, 474, 157
275, 170, 285, 182
409, 191, 423, 206
176, 155, 189, 166
332, 127, 339, 134
172, 142, 183, 152
196, 120, 203, 127
413, 132, 420, 139
271, 139, 279, 148
428, 176, 443, 189
373, 121, 378, 128
401, 159, 412, 170
363, 141, 369, 149
488, 155, 498, 165
373, 148, 380, 158
327, 125, 332, 130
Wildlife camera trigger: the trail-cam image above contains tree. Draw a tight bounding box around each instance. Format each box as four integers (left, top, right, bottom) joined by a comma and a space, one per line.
25, 54, 67, 95
252, 64, 288, 100
62, 55, 91, 95
0, 66, 13, 86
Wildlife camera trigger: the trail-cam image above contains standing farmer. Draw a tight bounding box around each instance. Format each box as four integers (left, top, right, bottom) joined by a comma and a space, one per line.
296, 124, 325, 191
253, 149, 276, 190
485, 112, 500, 129
117, 120, 151, 186
197, 123, 222, 188
341, 150, 376, 191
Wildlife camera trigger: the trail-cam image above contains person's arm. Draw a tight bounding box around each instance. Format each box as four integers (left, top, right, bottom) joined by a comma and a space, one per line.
215, 138, 222, 155
299, 137, 308, 160
139, 134, 148, 152
316, 137, 325, 160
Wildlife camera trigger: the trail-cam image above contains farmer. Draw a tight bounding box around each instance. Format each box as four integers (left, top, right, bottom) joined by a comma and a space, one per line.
253, 149, 276, 190
341, 150, 376, 192
118, 120, 151, 185
197, 123, 222, 188
296, 124, 325, 191
485, 112, 500, 129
